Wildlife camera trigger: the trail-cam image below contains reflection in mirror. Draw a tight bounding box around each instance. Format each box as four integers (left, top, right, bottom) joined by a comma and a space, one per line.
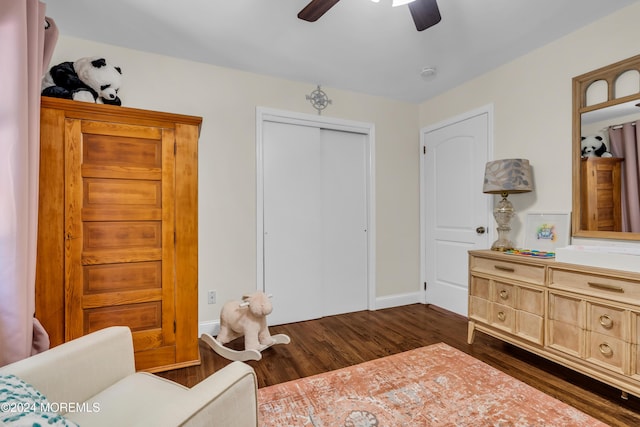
573, 54, 640, 241
581, 101, 640, 232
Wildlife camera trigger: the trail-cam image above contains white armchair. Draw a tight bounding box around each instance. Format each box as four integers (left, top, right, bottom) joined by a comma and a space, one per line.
0, 326, 258, 426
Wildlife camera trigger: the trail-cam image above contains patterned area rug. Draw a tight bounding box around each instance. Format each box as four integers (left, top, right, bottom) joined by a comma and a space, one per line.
258, 343, 608, 426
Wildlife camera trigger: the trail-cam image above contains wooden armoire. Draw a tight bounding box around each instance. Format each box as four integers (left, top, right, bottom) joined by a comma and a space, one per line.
36, 97, 202, 372
580, 157, 623, 232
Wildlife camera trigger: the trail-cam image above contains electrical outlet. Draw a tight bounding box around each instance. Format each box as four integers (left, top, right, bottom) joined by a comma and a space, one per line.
207, 290, 216, 304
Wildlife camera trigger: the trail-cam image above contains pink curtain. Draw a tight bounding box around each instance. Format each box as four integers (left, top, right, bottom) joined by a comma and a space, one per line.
609, 122, 640, 233
0, 1, 57, 366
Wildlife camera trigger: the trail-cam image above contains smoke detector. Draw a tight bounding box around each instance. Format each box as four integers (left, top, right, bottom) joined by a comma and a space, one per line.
420, 66, 438, 81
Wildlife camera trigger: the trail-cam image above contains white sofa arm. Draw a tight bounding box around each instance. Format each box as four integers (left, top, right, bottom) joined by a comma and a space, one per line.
142, 361, 259, 427
183, 361, 258, 427
0, 326, 135, 408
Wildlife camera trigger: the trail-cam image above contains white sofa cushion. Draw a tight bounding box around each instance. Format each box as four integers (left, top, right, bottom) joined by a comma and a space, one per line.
66, 372, 188, 426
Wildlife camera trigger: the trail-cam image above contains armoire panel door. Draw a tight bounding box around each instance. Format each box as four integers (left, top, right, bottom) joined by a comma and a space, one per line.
64, 119, 177, 370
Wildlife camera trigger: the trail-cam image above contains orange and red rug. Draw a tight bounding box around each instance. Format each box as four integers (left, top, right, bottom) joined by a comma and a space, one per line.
258, 343, 607, 426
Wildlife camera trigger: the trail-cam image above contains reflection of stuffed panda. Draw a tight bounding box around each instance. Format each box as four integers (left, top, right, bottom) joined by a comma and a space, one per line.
42, 57, 122, 105
581, 135, 612, 158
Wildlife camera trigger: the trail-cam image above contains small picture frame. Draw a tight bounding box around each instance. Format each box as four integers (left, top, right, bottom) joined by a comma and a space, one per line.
524, 212, 571, 252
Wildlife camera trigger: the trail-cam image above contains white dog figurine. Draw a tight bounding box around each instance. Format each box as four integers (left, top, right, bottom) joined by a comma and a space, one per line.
217, 292, 276, 351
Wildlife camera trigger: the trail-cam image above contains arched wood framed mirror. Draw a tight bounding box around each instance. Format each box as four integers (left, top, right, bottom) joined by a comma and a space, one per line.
572, 54, 640, 241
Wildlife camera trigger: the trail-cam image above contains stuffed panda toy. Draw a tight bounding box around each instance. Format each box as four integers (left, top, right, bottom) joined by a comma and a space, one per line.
581, 134, 612, 158
42, 57, 122, 105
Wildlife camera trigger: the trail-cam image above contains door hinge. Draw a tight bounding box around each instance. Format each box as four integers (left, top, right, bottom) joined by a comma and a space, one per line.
423, 146, 426, 155
424, 281, 427, 290
173, 320, 176, 333
174, 141, 177, 155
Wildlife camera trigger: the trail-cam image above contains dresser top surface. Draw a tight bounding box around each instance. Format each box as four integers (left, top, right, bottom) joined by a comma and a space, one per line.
469, 249, 556, 266
469, 249, 640, 281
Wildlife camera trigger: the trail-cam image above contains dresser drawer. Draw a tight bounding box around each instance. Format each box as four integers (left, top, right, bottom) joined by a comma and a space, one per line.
549, 292, 583, 328
469, 296, 490, 323
470, 276, 490, 299
632, 313, 640, 345
490, 303, 514, 332
633, 343, 640, 378
548, 293, 583, 356
548, 319, 582, 356
471, 256, 545, 285
492, 281, 515, 308
587, 331, 626, 373
518, 286, 544, 316
516, 311, 543, 345
588, 303, 625, 339
549, 268, 640, 303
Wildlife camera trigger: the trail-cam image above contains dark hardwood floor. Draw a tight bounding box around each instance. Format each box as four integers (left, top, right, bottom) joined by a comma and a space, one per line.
157, 304, 640, 426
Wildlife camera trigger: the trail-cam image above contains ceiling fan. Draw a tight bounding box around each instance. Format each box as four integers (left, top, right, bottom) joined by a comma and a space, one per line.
298, 0, 441, 32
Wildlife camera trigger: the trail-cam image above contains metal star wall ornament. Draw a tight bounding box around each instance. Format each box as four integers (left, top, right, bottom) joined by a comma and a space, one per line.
306, 85, 332, 115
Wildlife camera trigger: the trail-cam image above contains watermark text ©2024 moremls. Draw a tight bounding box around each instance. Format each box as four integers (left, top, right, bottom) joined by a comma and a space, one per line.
0, 401, 101, 413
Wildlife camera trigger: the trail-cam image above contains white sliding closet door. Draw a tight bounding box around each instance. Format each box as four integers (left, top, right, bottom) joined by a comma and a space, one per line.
320, 129, 368, 317
263, 122, 324, 323
262, 121, 367, 325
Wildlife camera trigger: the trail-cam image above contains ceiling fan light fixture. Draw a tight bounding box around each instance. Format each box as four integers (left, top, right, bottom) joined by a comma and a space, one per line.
391, 0, 415, 7
300, 0, 440, 32
392, 0, 416, 7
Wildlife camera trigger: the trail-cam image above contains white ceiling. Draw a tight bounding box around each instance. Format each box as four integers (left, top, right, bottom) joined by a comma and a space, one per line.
43, 0, 638, 104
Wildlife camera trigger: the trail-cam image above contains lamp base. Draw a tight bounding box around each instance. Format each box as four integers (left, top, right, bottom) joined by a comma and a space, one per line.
490, 193, 515, 251
490, 236, 515, 252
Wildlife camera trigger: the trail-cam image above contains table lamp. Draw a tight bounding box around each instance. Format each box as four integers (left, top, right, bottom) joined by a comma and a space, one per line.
483, 159, 533, 251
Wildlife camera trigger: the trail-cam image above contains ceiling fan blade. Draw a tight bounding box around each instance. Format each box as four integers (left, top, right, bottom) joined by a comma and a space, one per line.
408, 0, 441, 31
298, 0, 341, 22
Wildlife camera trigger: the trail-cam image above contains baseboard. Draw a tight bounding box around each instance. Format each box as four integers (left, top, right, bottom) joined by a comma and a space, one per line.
198, 320, 220, 337
374, 291, 423, 310
199, 292, 424, 335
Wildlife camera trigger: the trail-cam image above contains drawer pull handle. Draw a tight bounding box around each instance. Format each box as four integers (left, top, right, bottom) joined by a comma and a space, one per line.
497, 311, 506, 321
494, 265, 515, 273
599, 314, 614, 329
588, 282, 624, 293
599, 343, 613, 357
499, 290, 509, 300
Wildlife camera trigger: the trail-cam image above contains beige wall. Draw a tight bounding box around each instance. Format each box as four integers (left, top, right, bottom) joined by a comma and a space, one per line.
48, 2, 640, 328
419, 2, 640, 248
48, 37, 420, 327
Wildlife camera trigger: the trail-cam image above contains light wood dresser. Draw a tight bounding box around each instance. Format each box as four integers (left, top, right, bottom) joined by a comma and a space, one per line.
468, 249, 640, 398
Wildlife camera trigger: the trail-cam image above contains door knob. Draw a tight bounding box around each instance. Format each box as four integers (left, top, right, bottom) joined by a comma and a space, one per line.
476, 226, 486, 234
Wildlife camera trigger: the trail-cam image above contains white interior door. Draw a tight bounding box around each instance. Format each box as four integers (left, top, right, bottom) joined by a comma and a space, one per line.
262, 121, 368, 325
421, 107, 492, 316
